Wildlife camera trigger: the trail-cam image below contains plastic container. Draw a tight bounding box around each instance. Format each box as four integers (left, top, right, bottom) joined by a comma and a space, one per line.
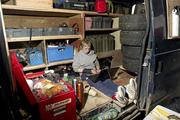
6, 29, 30, 37
28, 48, 44, 66
47, 45, 74, 63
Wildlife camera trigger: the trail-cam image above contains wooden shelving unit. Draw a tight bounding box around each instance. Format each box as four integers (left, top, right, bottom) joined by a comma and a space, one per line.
23, 64, 46, 71
47, 60, 73, 67
7, 35, 82, 42
85, 28, 120, 32
2, 4, 121, 71
2, 5, 82, 17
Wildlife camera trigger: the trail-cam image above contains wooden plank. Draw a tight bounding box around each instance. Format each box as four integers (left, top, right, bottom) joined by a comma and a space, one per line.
23, 64, 46, 71
44, 35, 82, 40
8, 36, 44, 42
7, 35, 82, 42
166, 0, 180, 39
15, 0, 52, 9
47, 60, 73, 67
80, 87, 112, 115
83, 11, 121, 17
4, 15, 67, 28
2, 5, 82, 17
86, 28, 120, 31
2, 5, 122, 17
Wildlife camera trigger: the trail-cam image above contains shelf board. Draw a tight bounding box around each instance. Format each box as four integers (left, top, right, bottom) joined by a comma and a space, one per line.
47, 60, 73, 67
7, 35, 82, 42
85, 28, 120, 32
83, 11, 121, 17
23, 64, 46, 71
97, 50, 120, 59
2, 5, 82, 17
168, 36, 180, 39
44, 35, 82, 40
2, 5, 121, 17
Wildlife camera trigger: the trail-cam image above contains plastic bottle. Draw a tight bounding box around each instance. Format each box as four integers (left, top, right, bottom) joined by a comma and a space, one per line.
63, 73, 68, 82
72, 78, 77, 95
172, 7, 179, 37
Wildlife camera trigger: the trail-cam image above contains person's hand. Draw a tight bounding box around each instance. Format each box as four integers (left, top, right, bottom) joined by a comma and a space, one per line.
91, 68, 98, 74
78, 68, 84, 73
96, 69, 101, 74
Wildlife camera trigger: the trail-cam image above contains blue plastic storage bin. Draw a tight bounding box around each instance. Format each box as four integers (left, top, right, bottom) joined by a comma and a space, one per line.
47, 45, 74, 63
28, 48, 44, 66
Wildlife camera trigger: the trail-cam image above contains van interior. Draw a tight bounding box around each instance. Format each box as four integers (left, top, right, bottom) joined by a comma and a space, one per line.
0, 0, 180, 119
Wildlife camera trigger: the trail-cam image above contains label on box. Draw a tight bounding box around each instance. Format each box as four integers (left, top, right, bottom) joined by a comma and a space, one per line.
53, 105, 66, 117
45, 98, 71, 111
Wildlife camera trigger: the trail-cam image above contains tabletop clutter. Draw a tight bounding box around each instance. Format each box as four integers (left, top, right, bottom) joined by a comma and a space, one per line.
25, 69, 97, 107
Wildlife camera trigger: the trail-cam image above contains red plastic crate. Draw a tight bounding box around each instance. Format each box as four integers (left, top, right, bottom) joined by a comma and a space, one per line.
10, 52, 77, 120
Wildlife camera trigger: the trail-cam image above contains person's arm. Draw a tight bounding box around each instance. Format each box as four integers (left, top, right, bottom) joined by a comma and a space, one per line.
94, 58, 101, 73
72, 54, 83, 73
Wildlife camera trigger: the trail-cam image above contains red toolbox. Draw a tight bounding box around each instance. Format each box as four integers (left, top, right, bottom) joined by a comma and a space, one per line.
10, 52, 77, 120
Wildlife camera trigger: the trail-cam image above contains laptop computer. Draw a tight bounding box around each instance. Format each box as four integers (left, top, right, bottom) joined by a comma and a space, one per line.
87, 69, 111, 83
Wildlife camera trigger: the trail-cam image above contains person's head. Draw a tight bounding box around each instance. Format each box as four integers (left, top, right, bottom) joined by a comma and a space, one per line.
80, 40, 91, 54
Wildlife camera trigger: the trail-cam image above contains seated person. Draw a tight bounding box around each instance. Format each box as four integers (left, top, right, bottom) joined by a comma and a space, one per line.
72, 39, 119, 97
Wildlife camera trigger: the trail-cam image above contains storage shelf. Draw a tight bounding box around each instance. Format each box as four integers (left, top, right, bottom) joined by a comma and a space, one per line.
7, 35, 82, 42
86, 28, 120, 32
2, 5, 121, 17
44, 35, 82, 40
47, 60, 73, 67
168, 36, 180, 39
97, 50, 119, 59
23, 64, 46, 71
83, 11, 121, 17
2, 5, 82, 17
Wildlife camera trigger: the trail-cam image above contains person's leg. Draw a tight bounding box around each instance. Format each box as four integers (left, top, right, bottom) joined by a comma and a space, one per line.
86, 78, 118, 97
101, 79, 118, 92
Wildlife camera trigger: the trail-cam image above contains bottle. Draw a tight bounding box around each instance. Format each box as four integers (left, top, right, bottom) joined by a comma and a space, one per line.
63, 73, 68, 82
72, 78, 77, 95
172, 7, 179, 37
77, 81, 84, 109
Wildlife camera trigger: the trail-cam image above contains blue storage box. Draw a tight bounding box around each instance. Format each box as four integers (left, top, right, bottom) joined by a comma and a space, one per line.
47, 45, 74, 63
27, 48, 44, 66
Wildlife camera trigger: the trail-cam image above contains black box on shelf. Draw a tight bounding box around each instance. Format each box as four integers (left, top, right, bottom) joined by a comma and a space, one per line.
63, 2, 89, 11
59, 27, 75, 35
92, 16, 102, 28
44, 28, 61, 36
44, 27, 75, 36
102, 17, 113, 28
6, 28, 44, 37
31, 28, 44, 36
6, 29, 30, 37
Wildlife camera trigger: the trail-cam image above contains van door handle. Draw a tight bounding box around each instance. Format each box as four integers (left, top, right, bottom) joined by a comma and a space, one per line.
155, 61, 163, 75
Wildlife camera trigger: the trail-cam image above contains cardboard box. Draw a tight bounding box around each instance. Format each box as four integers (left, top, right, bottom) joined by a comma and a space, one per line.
144, 105, 180, 120
10, 52, 77, 120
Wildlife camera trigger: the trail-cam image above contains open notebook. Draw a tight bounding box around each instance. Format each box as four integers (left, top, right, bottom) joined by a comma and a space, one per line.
87, 69, 111, 83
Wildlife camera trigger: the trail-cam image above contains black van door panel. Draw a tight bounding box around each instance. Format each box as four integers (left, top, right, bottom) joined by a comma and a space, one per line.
147, 0, 180, 111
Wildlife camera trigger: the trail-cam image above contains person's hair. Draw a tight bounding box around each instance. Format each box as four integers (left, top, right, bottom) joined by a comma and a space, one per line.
80, 39, 91, 50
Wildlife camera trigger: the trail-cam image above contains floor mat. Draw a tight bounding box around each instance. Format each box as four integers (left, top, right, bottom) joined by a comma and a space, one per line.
165, 97, 180, 113
110, 67, 135, 86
